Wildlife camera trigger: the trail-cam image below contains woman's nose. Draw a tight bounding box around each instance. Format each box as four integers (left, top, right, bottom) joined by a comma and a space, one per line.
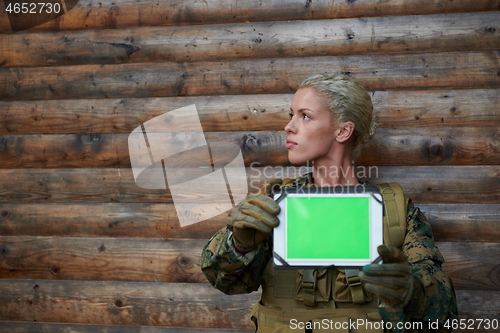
284, 118, 295, 133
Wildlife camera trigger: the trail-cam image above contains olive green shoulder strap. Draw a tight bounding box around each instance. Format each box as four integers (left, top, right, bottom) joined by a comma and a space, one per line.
281, 178, 296, 188
375, 183, 409, 249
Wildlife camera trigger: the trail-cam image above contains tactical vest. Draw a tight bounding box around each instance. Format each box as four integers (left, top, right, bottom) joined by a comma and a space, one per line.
251, 180, 409, 333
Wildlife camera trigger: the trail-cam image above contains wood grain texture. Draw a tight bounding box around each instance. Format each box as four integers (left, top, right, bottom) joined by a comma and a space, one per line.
0, 236, 207, 282
1, 126, 499, 168
0, 322, 254, 333
0, 203, 210, 239
1, 89, 499, 135
0, 287, 497, 330
1, 0, 497, 33
455, 290, 500, 321
418, 204, 500, 243
371, 89, 500, 129
0, 203, 228, 239
0, 0, 497, 330
439, 242, 500, 292
2, 203, 498, 242
0, 166, 498, 204
2, 12, 499, 67
0, 279, 260, 328
2, 51, 499, 101
0, 237, 498, 291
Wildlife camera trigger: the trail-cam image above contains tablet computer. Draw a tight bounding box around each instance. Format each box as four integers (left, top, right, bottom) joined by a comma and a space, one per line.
272, 185, 383, 269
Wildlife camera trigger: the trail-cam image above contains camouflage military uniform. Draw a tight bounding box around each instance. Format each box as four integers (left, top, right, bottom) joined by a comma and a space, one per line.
201, 173, 458, 332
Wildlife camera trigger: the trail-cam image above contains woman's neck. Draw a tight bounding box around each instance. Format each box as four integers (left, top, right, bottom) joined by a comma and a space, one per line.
312, 149, 358, 187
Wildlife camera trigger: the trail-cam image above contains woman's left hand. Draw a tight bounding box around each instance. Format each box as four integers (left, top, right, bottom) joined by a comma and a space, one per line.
359, 245, 415, 308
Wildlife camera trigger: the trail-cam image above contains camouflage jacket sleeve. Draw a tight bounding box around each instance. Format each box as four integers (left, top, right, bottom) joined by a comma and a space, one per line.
201, 225, 273, 295
379, 202, 458, 333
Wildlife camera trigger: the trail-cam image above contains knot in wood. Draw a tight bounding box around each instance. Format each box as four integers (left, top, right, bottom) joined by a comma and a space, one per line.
425, 141, 454, 162
482, 26, 498, 34
488, 131, 500, 153
109, 42, 139, 56
345, 29, 355, 40
0, 245, 10, 255
178, 255, 192, 268
80, 133, 100, 143
241, 134, 260, 151
1, 136, 16, 151
429, 144, 444, 157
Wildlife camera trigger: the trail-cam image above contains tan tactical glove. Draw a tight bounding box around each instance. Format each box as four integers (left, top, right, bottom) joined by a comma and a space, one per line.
230, 179, 282, 253
359, 244, 415, 308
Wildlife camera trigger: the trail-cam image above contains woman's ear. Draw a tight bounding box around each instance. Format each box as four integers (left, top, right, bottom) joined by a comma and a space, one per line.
335, 121, 355, 143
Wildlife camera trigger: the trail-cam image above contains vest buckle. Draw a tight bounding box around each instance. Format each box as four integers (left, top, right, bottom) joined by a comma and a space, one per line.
345, 269, 362, 287
302, 269, 317, 291
302, 269, 317, 307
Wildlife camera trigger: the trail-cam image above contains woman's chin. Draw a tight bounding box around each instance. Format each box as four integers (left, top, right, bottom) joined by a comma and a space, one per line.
287, 155, 308, 166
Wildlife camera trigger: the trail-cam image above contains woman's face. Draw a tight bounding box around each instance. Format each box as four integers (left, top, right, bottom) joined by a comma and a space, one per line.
285, 87, 338, 165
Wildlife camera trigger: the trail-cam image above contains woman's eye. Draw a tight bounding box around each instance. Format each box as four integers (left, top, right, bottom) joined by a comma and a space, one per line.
303, 114, 310, 120
289, 113, 294, 119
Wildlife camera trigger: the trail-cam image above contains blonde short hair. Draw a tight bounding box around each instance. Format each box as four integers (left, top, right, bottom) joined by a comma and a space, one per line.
299, 74, 377, 161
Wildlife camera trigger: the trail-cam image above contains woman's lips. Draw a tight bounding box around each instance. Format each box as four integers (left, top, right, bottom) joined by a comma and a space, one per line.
286, 140, 297, 149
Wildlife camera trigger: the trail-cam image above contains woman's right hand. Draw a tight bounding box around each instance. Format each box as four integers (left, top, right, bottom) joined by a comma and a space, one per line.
230, 179, 282, 253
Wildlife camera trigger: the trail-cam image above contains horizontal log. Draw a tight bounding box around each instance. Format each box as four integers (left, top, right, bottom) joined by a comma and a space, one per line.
360, 126, 500, 166
0, 0, 497, 33
0, 322, 254, 333
453, 290, 500, 333
1, 126, 499, 168
0, 301, 499, 333
418, 204, 500, 243
0, 282, 496, 330
0, 236, 207, 282
0, 203, 228, 239
2, 202, 498, 242
1, 89, 499, 135
371, 89, 500, 128
455, 290, 500, 321
0, 132, 269, 168
2, 12, 499, 67
439, 242, 500, 291
0, 320, 499, 333
0, 237, 498, 291
0, 279, 500, 326
0, 166, 498, 204
0, 279, 260, 328
1, 51, 499, 101
0, 321, 497, 333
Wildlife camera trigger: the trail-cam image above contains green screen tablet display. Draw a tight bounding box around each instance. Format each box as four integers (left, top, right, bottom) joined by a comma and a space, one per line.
286, 197, 370, 260
273, 187, 383, 268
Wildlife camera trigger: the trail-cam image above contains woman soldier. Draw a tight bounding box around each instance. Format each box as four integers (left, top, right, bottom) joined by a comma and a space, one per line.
201, 74, 457, 332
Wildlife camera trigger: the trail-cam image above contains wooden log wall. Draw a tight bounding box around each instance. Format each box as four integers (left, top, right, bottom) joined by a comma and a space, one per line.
1, 0, 499, 332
